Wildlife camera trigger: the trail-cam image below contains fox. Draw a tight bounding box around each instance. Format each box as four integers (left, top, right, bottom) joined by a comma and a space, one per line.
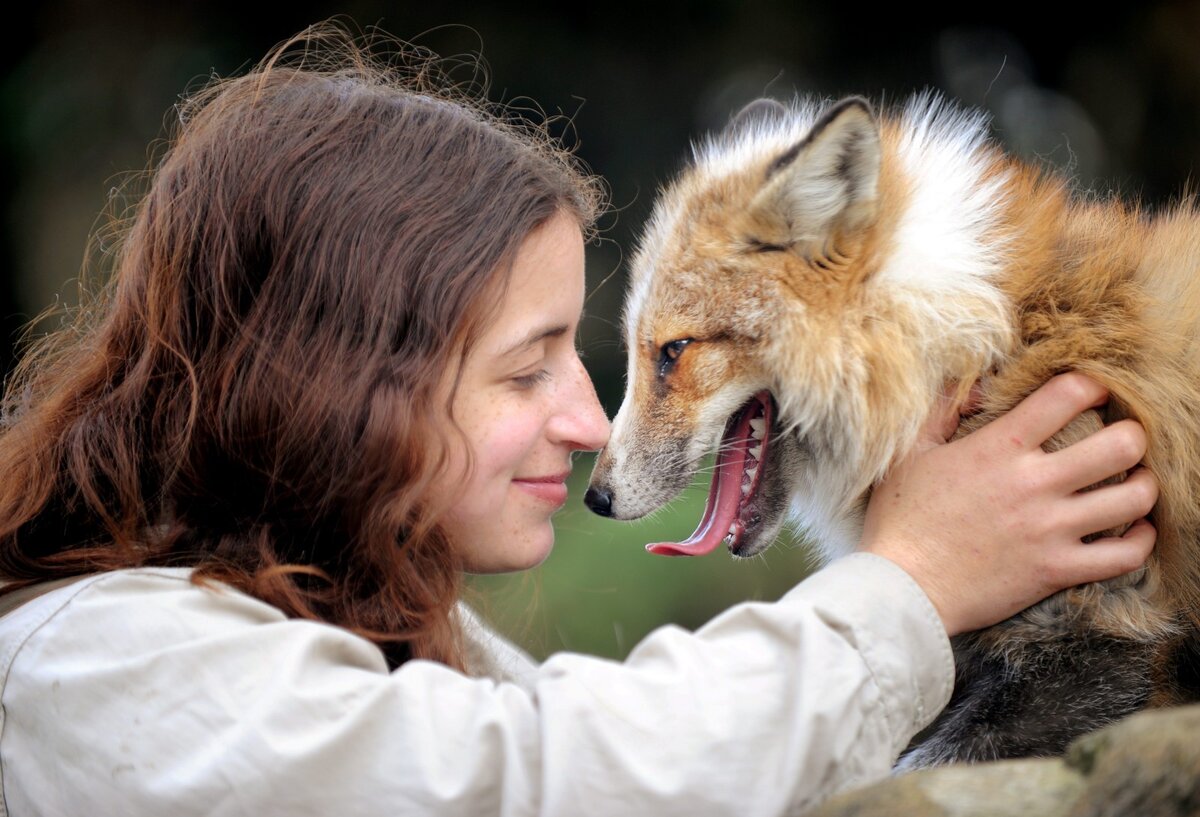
584, 93, 1200, 766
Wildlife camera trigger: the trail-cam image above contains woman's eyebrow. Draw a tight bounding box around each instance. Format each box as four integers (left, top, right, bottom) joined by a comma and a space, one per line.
498, 324, 569, 357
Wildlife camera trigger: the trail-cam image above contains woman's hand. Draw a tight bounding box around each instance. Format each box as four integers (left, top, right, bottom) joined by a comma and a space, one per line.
859, 373, 1158, 636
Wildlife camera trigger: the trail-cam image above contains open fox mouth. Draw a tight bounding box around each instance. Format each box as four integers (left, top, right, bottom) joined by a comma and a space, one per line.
648, 391, 773, 557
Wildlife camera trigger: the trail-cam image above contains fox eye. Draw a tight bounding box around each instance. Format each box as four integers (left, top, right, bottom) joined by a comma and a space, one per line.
658, 339, 693, 377
663, 340, 691, 360
748, 238, 789, 253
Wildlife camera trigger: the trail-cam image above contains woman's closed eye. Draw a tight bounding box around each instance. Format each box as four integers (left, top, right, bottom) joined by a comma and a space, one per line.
512, 368, 552, 389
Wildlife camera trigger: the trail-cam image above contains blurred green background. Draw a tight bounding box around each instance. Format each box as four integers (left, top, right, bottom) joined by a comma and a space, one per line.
3, 1, 1199, 659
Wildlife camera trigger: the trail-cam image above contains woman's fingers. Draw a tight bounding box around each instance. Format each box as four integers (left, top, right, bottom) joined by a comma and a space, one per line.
1063, 467, 1160, 537
1051, 517, 1157, 588
992, 373, 1109, 450
1046, 419, 1148, 492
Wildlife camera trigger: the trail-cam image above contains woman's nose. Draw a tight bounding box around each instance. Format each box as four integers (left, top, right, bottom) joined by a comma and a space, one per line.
553, 356, 610, 451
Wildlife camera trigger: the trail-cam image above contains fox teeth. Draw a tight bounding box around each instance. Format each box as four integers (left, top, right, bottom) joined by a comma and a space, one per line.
749, 418, 765, 439
749, 445, 762, 460
746, 466, 758, 482
741, 482, 751, 496
728, 523, 738, 536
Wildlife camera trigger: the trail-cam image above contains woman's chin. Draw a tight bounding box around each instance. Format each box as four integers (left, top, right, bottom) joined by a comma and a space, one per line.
462, 525, 555, 574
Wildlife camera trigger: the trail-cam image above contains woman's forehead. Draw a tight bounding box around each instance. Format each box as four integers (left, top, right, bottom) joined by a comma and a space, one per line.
485, 215, 586, 352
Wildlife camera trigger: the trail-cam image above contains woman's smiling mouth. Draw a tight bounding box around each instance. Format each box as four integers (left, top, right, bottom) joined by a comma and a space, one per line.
513, 472, 571, 506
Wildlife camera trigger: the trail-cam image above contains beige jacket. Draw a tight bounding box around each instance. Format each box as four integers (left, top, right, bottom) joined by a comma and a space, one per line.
0, 553, 952, 816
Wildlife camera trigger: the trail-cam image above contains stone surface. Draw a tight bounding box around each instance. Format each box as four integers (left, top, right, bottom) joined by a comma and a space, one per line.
1066, 704, 1200, 817
804, 704, 1200, 817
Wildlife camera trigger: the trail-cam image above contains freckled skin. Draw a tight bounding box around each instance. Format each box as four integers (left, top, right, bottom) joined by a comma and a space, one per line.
434, 213, 609, 574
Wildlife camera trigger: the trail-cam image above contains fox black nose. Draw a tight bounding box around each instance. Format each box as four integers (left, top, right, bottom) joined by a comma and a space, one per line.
584, 486, 614, 517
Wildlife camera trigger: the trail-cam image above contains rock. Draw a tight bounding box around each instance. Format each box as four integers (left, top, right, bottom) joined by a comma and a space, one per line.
1065, 704, 1200, 817
804, 704, 1200, 817
803, 758, 1083, 817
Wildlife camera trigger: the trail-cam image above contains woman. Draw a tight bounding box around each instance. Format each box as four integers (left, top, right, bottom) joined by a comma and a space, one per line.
0, 27, 1156, 816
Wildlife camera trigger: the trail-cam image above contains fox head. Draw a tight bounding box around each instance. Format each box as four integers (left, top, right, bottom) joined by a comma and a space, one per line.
586, 95, 1012, 560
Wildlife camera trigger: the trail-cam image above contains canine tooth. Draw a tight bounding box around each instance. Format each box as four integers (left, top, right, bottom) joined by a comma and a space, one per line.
746, 466, 758, 481
749, 445, 762, 460
729, 523, 738, 536
741, 482, 751, 496
749, 418, 765, 437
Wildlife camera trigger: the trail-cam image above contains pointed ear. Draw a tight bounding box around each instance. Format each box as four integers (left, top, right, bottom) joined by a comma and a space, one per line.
724, 98, 788, 139
750, 97, 881, 242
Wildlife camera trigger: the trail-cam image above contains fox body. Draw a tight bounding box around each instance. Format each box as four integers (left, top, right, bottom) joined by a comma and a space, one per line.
586, 95, 1200, 764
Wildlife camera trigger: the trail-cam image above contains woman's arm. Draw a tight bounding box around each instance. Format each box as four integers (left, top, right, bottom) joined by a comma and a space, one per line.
0, 557, 948, 817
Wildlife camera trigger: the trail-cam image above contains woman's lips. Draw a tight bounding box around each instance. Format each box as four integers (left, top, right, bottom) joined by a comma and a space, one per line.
513, 472, 570, 506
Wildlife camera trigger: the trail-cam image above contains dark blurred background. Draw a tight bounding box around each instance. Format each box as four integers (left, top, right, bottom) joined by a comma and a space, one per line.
4, 1, 1199, 658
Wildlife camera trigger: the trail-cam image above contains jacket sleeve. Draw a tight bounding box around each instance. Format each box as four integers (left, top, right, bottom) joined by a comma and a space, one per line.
0, 554, 953, 817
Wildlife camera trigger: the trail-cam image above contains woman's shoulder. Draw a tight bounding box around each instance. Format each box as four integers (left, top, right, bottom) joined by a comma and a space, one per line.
1, 567, 283, 641
0, 568, 541, 686
0, 567, 393, 688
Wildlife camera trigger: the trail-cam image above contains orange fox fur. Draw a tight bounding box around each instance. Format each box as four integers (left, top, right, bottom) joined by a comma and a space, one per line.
588, 94, 1200, 762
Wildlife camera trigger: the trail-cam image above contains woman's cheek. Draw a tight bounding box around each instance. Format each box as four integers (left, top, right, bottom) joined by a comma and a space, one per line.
483, 403, 547, 479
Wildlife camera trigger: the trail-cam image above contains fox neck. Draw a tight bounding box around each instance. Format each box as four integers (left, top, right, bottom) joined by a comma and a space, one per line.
777, 106, 1060, 527
792, 105, 1022, 506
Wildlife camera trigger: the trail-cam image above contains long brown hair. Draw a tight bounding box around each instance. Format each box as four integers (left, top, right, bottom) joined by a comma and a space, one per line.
0, 24, 602, 669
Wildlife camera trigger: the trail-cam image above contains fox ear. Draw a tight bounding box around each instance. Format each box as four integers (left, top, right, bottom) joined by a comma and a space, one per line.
724, 98, 788, 138
750, 97, 880, 241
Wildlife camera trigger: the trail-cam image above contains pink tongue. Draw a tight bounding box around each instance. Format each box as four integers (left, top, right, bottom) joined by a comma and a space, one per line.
646, 456, 741, 556
647, 416, 749, 557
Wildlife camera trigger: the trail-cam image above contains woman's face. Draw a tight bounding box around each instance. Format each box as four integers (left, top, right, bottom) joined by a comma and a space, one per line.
439, 211, 610, 573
